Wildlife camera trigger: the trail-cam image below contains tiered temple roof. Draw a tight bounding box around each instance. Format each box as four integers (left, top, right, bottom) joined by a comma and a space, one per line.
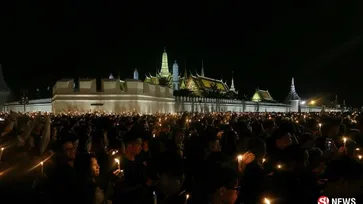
252, 89, 274, 102
185, 73, 229, 96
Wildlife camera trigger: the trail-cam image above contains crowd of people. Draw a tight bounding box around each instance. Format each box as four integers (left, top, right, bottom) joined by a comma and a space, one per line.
0, 111, 362, 204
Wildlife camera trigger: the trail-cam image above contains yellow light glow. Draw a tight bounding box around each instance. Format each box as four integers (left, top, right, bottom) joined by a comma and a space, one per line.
237, 155, 243, 161
264, 197, 271, 204
262, 158, 266, 163
358, 155, 362, 160
310, 100, 315, 105
277, 164, 282, 169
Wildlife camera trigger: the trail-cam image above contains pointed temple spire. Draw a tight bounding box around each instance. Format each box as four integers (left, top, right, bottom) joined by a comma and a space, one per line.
201, 60, 205, 77
285, 77, 300, 101
172, 61, 179, 91
160, 47, 170, 77
291, 77, 296, 92
230, 71, 235, 92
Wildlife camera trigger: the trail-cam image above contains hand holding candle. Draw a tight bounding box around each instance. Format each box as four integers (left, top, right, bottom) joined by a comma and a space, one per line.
343, 137, 347, 148
0, 147, 4, 161
40, 161, 44, 174
153, 191, 157, 204
184, 194, 189, 204
114, 158, 120, 170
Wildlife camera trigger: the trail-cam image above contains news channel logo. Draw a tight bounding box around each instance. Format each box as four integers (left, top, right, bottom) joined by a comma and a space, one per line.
318, 196, 356, 204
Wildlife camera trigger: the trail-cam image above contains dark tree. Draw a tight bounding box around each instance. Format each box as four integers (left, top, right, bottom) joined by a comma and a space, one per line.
158, 77, 170, 87
174, 89, 193, 97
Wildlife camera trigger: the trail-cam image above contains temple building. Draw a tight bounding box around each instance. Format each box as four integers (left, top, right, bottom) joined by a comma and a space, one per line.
145, 48, 232, 96
145, 47, 173, 87
251, 89, 274, 102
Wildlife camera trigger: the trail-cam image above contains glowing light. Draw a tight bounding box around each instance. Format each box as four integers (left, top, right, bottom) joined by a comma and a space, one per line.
300, 101, 306, 105
237, 155, 243, 162
318, 123, 322, 127
114, 158, 120, 170
262, 158, 266, 163
358, 155, 362, 160
310, 100, 315, 105
277, 164, 282, 169
186, 194, 190, 200
264, 198, 271, 204
356, 148, 360, 151
343, 137, 347, 144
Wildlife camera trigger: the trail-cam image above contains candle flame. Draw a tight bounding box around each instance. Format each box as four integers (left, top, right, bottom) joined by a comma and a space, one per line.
237, 155, 243, 161
114, 158, 120, 164
262, 158, 266, 163
40, 161, 43, 166
277, 164, 282, 169
356, 148, 360, 151
358, 155, 362, 160
343, 137, 347, 143
318, 123, 322, 127
0, 148, 3, 151
264, 197, 271, 204
186, 194, 190, 199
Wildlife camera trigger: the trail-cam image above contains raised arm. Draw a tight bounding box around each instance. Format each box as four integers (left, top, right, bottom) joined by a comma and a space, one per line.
18, 118, 37, 146
1, 114, 17, 137
39, 115, 51, 154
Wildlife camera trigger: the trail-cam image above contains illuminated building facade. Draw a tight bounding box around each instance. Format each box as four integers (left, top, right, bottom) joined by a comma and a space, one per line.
145, 48, 232, 97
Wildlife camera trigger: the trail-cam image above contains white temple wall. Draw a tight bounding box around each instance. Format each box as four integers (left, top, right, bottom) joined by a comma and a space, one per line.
174, 96, 335, 113
4, 98, 52, 113
52, 94, 175, 114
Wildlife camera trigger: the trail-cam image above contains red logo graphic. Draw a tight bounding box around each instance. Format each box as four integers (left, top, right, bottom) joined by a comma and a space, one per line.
318, 196, 329, 204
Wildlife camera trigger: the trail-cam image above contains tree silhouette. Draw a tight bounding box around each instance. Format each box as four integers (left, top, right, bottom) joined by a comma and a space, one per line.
158, 77, 170, 87
174, 89, 193, 97
203, 82, 222, 98
224, 90, 238, 99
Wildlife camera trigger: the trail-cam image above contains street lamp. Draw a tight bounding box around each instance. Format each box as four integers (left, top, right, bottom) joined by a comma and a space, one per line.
310, 100, 315, 105
300, 101, 306, 105
19, 90, 29, 112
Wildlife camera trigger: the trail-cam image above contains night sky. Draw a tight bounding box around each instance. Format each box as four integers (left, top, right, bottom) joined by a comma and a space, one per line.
1, 2, 363, 106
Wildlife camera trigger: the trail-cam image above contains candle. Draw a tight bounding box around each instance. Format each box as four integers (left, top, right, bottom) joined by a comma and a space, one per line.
153, 134, 155, 138
40, 161, 44, 174
356, 148, 360, 151
262, 158, 266, 163
237, 155, 243, 165
112, 150, 118, 155
0, 147, 4, 161
153, 191, 157, 204
358, 155, 362, 160
115, 158, 120, 170
264, 197, 271, 204
343, 137, 347, 148
185, 194, 190, 204
277, 164, 282, 169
